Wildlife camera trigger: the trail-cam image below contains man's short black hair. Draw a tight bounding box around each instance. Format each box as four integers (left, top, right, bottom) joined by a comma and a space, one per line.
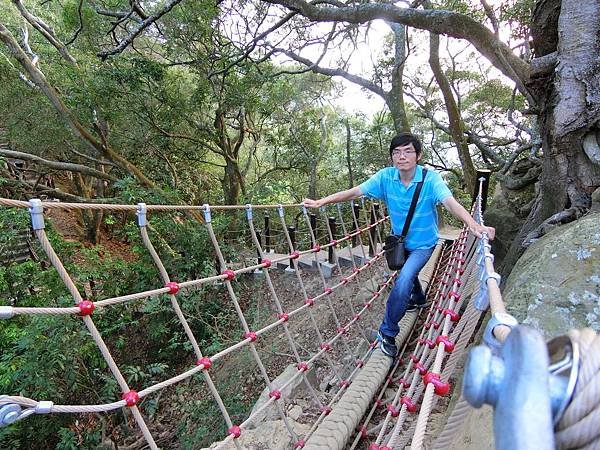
389, 133, 422, 157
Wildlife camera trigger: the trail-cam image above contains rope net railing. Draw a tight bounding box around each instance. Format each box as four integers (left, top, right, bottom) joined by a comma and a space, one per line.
3, 181, 594, 449
0, 196, 396, 449
430, 179, 600, 450
345, 211, 481, 450
351, 176, 598, 450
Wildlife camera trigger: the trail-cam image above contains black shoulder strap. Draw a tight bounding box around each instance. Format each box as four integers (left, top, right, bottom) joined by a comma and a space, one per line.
401, 168, 427, 238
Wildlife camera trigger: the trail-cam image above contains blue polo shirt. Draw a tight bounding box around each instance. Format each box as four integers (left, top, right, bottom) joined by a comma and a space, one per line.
359, 165, 453, 251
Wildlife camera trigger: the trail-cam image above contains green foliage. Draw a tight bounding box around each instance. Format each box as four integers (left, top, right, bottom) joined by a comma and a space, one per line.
463, 79, 525, 112
499, 0, 535, 40
0, 204, 236, 448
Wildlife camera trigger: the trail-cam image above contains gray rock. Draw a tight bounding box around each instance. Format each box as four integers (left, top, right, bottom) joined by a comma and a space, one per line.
287, 404, 303, 420
247, 363, 317, 427
204, 419, 310, 449
484, 184, 531, 269
503, 212, 600, 338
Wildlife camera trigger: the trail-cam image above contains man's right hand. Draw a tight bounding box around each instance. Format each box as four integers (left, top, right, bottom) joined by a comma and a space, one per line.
303, 198, 323, 208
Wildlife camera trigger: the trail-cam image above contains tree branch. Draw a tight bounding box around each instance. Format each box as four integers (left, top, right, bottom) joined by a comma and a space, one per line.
480, 0, 499, 36
0, 178, 111, 203
429, 30, 476, 191
11, 0, 77, 66
265, 0, 530, 89
63, 141, 118, 168
65, 0, 84, 46
210, 9, 298, 78
0, 149, 119, 181
0, 21, 156, 188
274, 48, 386, 97
97, 0, 183, 59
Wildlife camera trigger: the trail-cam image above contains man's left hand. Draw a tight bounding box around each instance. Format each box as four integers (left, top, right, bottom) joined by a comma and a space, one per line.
470, 224, 496, 240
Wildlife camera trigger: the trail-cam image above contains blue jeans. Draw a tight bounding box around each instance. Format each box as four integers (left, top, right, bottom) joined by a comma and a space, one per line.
379, 247, 435, 337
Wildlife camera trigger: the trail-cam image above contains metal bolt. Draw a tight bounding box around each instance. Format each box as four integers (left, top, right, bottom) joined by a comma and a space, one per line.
0, 404, 22, 427
463, 345, 505, 407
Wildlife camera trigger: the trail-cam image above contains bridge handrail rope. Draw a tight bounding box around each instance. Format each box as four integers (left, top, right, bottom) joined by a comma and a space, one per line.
359, 223, 475, 450
348, 244, 451, 449
351, 175, 503, 450
403, 177, 507, 449
0, 197, 304, 210
428, 177, 600, 450
0, 196, 393, 450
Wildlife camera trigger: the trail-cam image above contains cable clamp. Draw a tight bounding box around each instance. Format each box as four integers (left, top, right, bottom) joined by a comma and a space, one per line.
483, 312, 518, 354
35, 401, 53, 414
302, 204, 307, 215
484, 271, 501, 285
245, 204, 253, 220
547, 334, 580, 425
0, 306, 14, 319
476, 252, 486, 266
277, 204, 284, 217
136, 203, 147, 227
473, 288, 489, 311
28, 199, 45, 230
203, 204, 212, 223
478, 265, 488, 281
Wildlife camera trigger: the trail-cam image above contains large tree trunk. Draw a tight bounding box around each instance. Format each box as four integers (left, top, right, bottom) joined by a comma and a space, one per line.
429, 32, 476, 193
501, 0, 600, 273
345, 119, 354, 189
386, 24, 411, 133
222, 158, 245, 205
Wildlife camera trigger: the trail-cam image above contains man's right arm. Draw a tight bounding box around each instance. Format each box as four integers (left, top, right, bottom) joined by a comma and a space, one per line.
303, 186, 363, 208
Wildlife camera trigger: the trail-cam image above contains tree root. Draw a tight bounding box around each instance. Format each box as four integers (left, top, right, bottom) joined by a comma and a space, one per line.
522, 205, 589, 247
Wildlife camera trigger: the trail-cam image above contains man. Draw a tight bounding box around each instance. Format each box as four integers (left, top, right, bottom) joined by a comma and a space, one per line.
303, 133, 495, 357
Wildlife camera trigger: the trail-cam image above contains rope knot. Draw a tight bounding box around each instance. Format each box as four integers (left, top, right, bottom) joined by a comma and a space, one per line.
228, 425, 241, 439
121, 391, 140, 407
423, 372, 450, 396
221, 269, 236, 281
243, 331, 257, 342
268, 390, 281, 400
436, 335, 455, 353
196, 357, 212, 370
76, 300, 95, 316
400, 395, 417, 413
165, 281, 179, 295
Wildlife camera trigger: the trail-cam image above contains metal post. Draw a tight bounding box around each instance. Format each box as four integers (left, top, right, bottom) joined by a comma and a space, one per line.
256, 229, 262, 265
369, 203, 378, 257
374, 203, 382, 244
328, 216, 337, 264
352, 203, 360, 247
309, 213, 317, 245
472, 169, 492, 213
288, 226, 296, 267
264, 214, 271, 252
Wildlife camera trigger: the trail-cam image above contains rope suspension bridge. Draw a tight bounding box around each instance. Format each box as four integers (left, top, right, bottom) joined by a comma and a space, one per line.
0, 178, 598, 449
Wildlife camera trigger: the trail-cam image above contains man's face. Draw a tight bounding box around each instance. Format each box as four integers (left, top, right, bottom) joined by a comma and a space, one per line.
391, 143, 420, 171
